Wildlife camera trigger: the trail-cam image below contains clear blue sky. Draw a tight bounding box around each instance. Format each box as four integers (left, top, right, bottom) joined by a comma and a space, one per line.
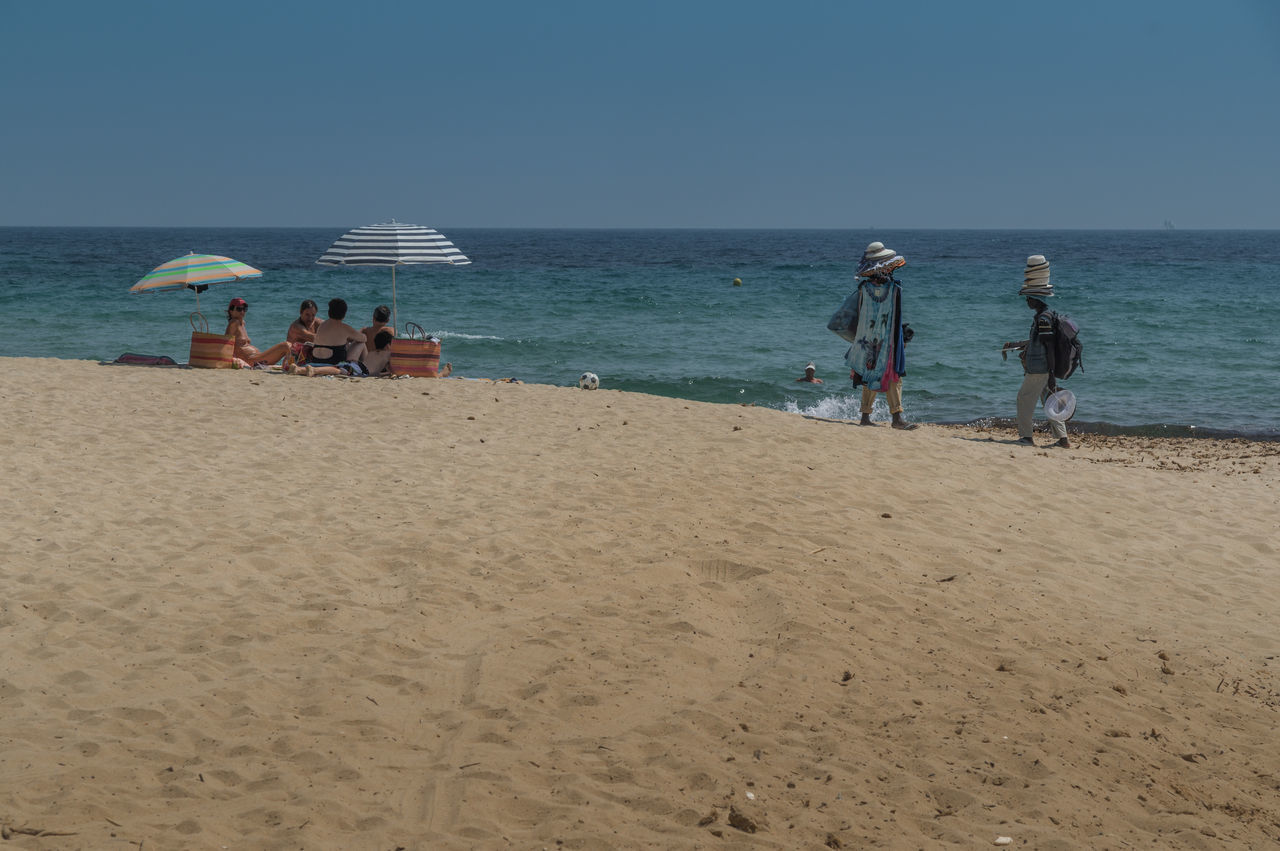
3, 1, 1277, 228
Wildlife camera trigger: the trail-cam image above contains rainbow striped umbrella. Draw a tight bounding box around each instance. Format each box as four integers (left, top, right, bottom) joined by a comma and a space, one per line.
130, 252, 262, 313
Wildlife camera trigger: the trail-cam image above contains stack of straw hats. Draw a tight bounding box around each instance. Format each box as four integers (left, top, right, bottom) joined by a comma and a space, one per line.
1019, 255, 1053, 297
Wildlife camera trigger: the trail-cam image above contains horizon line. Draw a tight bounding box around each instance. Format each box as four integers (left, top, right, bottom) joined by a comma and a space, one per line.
3, 224, 1278, 232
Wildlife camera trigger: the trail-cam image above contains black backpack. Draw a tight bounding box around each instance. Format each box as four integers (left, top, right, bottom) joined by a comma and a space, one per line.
1050, 312, 1083, 380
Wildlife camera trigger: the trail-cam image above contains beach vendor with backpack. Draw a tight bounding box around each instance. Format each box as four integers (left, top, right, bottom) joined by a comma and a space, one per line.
1002, 255, 1072, 448
827, 241, 917, 430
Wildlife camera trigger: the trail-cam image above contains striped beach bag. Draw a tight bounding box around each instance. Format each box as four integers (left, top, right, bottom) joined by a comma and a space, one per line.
188, 312, 235, 369
390, 322, 441, 377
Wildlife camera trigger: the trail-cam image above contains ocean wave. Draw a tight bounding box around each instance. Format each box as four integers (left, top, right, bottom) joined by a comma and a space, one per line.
435, 330, 504, 341
781, 395, 858, 420
778, 393, 909, 422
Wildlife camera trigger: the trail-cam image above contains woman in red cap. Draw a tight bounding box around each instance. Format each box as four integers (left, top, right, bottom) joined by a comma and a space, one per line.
224, 297, 292, 369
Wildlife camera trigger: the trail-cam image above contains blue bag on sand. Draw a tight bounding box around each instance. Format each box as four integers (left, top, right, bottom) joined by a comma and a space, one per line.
827, 291, 861, 343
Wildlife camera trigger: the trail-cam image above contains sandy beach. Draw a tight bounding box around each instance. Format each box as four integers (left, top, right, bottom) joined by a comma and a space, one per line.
1, 358, 1277, 849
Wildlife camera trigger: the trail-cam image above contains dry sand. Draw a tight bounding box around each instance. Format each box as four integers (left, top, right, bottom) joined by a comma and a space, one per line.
1, 358, 1277, 849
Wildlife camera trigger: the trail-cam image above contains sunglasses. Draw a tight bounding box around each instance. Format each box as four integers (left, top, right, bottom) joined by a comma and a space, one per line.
231, 305, 248, 311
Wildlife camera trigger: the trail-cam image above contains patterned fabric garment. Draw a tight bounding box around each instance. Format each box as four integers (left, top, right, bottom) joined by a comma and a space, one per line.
844, 278, 901, 391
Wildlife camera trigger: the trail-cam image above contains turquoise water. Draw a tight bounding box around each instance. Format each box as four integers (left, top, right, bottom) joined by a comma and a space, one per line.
2, 227, 1277, 436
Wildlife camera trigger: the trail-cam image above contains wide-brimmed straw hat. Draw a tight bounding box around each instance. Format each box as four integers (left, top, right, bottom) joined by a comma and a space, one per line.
1018, 254, 1054, 297
858, 241, 906, 278
1045, 388, 1076, 422
863, 242, 894, 261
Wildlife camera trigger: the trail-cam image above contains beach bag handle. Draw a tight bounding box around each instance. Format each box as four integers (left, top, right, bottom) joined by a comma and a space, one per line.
402, 321, 428, 340
189, 311, 209, 333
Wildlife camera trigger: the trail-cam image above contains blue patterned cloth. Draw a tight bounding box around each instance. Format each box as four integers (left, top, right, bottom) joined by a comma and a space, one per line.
842, 278, 905, 390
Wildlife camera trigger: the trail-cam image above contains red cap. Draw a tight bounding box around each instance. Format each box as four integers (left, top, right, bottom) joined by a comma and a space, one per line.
229, 297, 248, 309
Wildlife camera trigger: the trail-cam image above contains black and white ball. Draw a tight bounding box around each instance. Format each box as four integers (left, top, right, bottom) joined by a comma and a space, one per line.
578, 371, 599, 390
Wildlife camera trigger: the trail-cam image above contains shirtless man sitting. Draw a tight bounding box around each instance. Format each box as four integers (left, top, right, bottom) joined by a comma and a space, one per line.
361, 305, 395, 351
309, 298, 367, 366
361, 330, 395, 377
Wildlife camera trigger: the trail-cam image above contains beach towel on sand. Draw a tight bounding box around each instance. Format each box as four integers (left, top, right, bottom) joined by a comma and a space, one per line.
111, 353, 179, 366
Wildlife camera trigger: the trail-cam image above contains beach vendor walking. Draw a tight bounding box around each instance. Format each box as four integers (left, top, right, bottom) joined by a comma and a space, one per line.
1003, 255, 1070, 448
827, 241, 917, 429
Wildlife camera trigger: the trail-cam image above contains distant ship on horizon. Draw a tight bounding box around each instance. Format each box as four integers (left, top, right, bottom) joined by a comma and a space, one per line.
1163, 219, 1176, 230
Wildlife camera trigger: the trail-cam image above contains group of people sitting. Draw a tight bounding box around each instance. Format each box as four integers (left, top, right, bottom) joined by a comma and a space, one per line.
224, 297, 450, 378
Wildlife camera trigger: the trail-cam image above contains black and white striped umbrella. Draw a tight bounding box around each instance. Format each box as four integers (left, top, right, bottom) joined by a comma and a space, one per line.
316, 220, 470, 330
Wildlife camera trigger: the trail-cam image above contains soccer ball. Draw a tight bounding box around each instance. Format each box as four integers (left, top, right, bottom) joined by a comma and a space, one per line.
578, 371, 599, 390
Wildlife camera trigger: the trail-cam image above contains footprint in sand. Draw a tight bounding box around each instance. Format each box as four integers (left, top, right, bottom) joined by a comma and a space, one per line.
693, 559, 768, 583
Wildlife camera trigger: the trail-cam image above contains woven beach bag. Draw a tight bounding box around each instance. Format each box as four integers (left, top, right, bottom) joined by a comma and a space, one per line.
389, 322, 441, 377
188, 312, 235, 369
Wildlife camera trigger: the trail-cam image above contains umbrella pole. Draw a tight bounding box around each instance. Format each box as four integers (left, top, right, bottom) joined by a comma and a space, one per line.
392, 265, 398, 332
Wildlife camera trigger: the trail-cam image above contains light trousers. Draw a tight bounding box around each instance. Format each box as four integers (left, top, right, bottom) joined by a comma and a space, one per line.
1017, 373, 1067, 439
860, 380, 903, 415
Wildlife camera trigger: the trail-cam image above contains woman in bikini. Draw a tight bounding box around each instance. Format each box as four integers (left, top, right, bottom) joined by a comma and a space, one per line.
224, 297, 292, 368
286, 299, 321, 365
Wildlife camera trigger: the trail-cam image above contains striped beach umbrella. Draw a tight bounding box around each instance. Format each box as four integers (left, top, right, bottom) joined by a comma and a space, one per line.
130, 252, 262, 313
316, 221, 470, 330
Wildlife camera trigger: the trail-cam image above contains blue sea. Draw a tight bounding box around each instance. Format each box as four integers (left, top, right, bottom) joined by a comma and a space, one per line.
2, 227, 1277, 438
